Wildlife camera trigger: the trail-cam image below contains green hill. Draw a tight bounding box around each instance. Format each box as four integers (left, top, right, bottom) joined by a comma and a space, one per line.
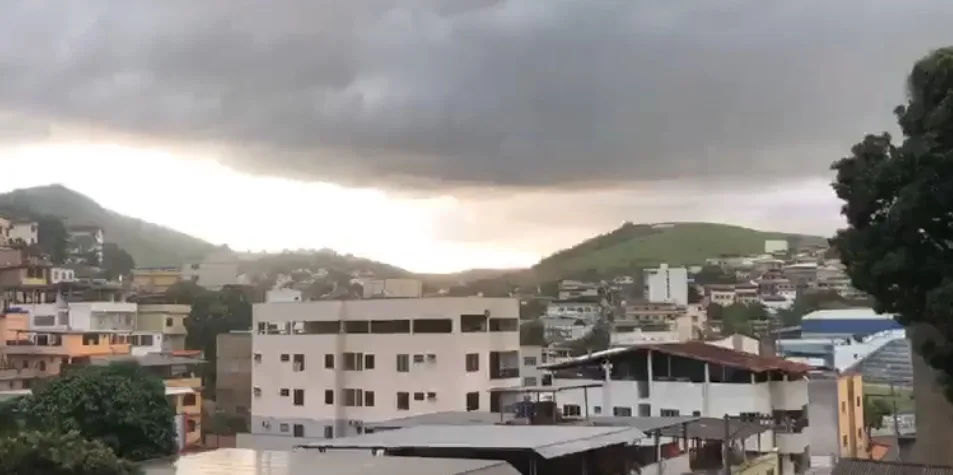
0, 184, 217, 267
533, 222, 828, 277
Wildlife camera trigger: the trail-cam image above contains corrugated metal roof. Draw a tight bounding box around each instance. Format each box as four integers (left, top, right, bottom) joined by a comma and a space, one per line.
833, 458, 953, 475
298, 424, 645, 459
802, 309, 890, 321
542, 341, 812, 374
366, 411, 515, 429
573, 416, 700, 432
141, 448, 520, 475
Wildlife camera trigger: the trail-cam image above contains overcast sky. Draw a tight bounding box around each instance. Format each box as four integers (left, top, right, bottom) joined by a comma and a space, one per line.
0, 0, 949, 271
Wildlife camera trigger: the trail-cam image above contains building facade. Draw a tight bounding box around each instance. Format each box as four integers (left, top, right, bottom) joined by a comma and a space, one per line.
251, 297, 521, 440
132, 267, 183, 294
216, 331, 252, 421
643, 264, 688, 306
137, 304, 190, 351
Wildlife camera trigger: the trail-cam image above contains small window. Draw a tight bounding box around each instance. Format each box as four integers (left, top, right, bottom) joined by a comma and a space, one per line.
293, 354, 305, 371
323, 426, 333, 439
856, 396, 861, 407
280, 388, 290, 397
858, 428, 863, 438
396, 354, 410, 372
693, 410, 701, 416
523, 377, 538, 387
593, 406, 602, 414
427, 392, 437, 400
279, 423, 289, 433
426, 354, 437, 363
364, 354, 375, 369
413, 354, 425, 363
465, 353, 480, 372
842, 435, 848, 447
165, 318, 174, 327
293, 424, 305, 438
563, 404, 581, 417
841, 401, 846, 412
523, 356, 538, 366
365, 391, 375, 407
638, 404, 651, 417
38, 361, 46, 372
613, 406, 633, 417
324, 354, 334, 369
414, 392, 425, 401
324, 390, 334, 404
466, 392, 480, 411
660, 409, 680, 417
183, 394, 197, 406
280, 354, 290, 362
397, 392, 410, 410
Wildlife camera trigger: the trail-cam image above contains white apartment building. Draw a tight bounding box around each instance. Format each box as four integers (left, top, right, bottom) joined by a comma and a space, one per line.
17, 301, 137, 331
557, 280, 601, 300
544, 301, 602, 322
643, 264, 688, 306
251, 297, 521, 440
50, 267, 76, 284
9, 221, 37, 246
181, 248, 240, 291
543, 342, 810, 474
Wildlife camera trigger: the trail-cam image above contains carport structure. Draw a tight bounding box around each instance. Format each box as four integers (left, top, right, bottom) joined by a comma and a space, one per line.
297, 424, 647, 475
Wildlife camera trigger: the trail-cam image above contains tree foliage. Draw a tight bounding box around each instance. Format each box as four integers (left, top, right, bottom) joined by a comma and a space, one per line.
721, 303, 769, 336
830, 47, 953, 402
0, 430, 142, 475
519, 320, 546, 346
26, 364, 176, 461
176, 283, 252, 389
864, 397, 892, 433
102, 243, 136, 280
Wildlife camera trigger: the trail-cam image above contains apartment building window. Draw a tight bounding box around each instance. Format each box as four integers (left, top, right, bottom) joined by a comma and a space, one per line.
324, 354, 334, 369
279, 423, 289, 433
293, 424, 305, 438
364, 354, 375, 370
396, 354, 410, 372
563, 404, 581, 417
397, 392, 410, 411
523, 377, 538, 387
613, 407, 632, 417
344, 389, 364, 407
523, 356, 537, 366
323, 426, 333, 439
593, 406, 602, 414
841, 401, 846, 412
638, 404, 651, 417
466, 392, 480, 411
414, 392, 425, 401
660, 409, 680, 417
344, 352, 364, 371
413, 354, 425, 364
280, 388, 289, 397
38, 361, 46, 372
165, 318, 174, 327
856, 396, 861, 407
324, 390, 334, 405
465, 353, 480, 372
293, 389, 304, 406
183, 394, 197, 406
280, 354, 290, 362
293, 354, 305, 371
427, 392, 437, 400
842, 435, 848, 447
365, 391, 375, 407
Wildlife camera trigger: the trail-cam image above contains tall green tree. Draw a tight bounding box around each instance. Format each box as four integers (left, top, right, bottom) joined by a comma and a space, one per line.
102, 243, 135, 280
181, 285, 252, 389
0, 431, 142, 475
864, 397, 892, 436
830, 47, 953, 464
26, 364, 176, 461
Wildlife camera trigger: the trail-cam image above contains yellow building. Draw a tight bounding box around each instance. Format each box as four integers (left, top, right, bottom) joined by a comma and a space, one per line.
132, 267, 183, 294
167, 386, 202, 446
838, 372, 867, 458
733, 453, 779, 475
137, 304, 190, 350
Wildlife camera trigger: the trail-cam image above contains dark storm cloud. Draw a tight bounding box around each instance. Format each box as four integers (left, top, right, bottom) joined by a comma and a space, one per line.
0, 0, 950, 189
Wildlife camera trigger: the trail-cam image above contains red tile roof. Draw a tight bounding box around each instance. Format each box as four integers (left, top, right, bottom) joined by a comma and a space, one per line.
544, 341, 812, 374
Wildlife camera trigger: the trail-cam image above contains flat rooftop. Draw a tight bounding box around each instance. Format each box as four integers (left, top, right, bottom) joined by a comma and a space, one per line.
365, 411, 699, 435
141, 449, 519, 475
89, 354, 205, 367
299, 424, 645, 459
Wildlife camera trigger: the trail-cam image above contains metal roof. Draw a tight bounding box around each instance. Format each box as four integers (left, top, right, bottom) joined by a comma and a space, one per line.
141, 448, 520, 475
832, 458, 953, 475
365, 411, 516, 429
541, 341, 812, 374
657, 417, 768, 441
298, 424, 645, 459
574, 416, 700, 432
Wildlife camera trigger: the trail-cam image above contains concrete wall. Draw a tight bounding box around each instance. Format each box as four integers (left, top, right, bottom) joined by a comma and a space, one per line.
216, 332, 252, 416
807, 377, 840, 459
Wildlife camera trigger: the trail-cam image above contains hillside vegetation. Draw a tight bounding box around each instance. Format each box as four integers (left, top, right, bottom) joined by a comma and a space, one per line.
0, 185, 216, 267
533, 222, 827, 277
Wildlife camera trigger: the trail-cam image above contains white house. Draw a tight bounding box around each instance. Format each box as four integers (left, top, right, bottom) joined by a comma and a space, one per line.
643, 264, 688, 306
541, 341, 811, 474
15, 301, 137, 331
50, 267, 76, 284
250, 297, 521, 440
9, 221, 37, 245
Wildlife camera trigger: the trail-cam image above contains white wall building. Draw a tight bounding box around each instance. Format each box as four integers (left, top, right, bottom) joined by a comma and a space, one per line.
16, 301, 137, 331
543, 341, 810, 474
9, 221, 37, 245
557, 280, 601, 300
643, 264, 688, 306
251, 297, 521, 440
545, 301, 602, 322
50, 267, 76, 284
361, 279, 423, 299
765, 239, 790, 254
129, 331, 166, 356
182, 248, 240, 291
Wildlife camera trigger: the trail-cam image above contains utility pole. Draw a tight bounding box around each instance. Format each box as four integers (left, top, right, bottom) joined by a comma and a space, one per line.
889, 380, 901, 462
722, 414, 732, 475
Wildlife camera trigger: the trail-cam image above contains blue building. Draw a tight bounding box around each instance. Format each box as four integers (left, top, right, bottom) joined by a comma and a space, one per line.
800, 308, 901, 338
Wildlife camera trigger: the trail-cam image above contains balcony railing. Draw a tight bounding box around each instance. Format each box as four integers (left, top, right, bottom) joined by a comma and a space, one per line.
490, 368, 520, 379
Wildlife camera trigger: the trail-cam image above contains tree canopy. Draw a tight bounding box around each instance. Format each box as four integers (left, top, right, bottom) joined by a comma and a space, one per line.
0, 430, 142, 475
26, 364, 176, 461
102, 243, 136, 280
830, 47, 953, 402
